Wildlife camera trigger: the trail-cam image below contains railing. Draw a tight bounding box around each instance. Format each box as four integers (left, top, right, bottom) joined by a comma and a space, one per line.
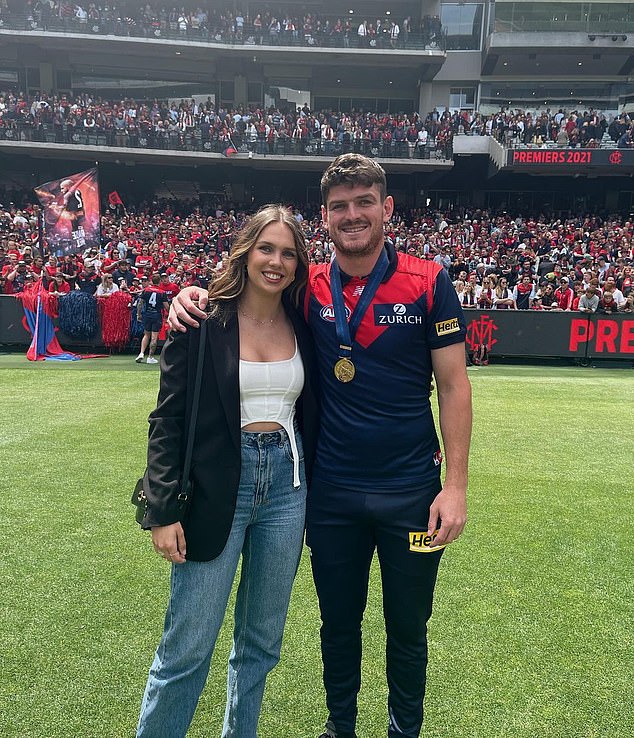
0, 15, 446, 52
0, 122, 453, 161
493, 18, 634, 35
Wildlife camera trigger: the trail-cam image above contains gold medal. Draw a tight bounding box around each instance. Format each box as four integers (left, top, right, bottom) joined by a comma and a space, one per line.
334, 357, 355, 383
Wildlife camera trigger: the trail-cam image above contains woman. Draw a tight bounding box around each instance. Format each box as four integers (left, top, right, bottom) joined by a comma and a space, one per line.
136, 205, 318, 738
492, 277, 516, 309
476, 275, 494, 309
459, 280, 477, 309
95, 273, 119, 297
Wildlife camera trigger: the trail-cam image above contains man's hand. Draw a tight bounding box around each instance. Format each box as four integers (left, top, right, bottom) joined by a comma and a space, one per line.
427, 485, 467, 547
152, 522, 186, 564
167, 285, 208, 331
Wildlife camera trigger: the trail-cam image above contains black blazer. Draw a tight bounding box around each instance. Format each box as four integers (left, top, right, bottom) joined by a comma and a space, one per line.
142, 302, 319, 561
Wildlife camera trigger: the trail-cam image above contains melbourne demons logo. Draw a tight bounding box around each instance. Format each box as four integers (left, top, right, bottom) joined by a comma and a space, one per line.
609, 151, 623, 166
465, 314, 499, 350
320, 304, 351, 322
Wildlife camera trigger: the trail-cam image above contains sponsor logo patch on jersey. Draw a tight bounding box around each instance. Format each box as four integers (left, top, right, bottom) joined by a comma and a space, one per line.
320, 304, 351, 322
373, 303, 423, 325
433, 450, 443, 466
409, 529, 448, 553
435, 317, 460, 336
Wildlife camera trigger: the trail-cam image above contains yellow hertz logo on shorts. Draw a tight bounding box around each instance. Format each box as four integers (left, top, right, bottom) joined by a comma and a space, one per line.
435, 317, 460, 336
409, 530, 448, 553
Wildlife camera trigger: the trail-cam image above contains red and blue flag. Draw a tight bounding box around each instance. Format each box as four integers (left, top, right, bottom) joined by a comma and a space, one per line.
17, 280, 79, 361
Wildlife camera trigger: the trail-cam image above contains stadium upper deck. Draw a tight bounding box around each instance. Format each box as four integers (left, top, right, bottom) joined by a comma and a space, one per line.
1, 2, 633, 120
1, 2, 634, 210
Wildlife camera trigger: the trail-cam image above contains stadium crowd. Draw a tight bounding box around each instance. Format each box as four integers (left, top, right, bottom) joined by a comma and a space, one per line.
1, 1, 442, 49
0, 90, 456, 159
3, 87, 634, 162
1, 197, 632, 314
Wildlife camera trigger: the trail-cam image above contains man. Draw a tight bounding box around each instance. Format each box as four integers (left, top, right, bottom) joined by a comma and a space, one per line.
4, 259, 30, 294
136, 273, 169, 364
168, 154, 472, 738
112, 259, 136, 287
76, 262, 100, 295
513, 274, 535, 310
553, 276, 574, 311
158, 271, 180, 301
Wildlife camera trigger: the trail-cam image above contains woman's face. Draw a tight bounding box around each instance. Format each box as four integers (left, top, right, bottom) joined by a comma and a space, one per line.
245, 222, 298, 297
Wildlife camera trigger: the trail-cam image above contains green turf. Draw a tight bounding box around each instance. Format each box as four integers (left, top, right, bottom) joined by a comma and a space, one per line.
0, 355, 632, 737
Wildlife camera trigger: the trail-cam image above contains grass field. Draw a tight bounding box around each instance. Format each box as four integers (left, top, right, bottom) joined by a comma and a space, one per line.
0, 353, 632, 738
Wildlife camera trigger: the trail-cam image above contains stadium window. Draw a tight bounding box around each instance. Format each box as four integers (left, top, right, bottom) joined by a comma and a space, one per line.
247, 82, 262, 106
220, 80, 235, 107
314, 97, 339, 111
441, 2, 484, 50
388, 99, 416, 114
351, 98, 378, 113
26, 67, 40, 92
56, 70, 72, 89
449, 87, 475, 110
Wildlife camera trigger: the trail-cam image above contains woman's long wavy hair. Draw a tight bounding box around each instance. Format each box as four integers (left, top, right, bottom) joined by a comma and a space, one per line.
207, 204, 309, 323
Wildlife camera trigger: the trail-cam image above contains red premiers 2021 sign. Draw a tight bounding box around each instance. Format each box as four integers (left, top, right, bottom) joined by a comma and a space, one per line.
506, 148, 634, 170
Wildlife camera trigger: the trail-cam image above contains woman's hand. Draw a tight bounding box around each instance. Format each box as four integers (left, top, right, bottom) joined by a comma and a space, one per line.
167, 286, 208, 331
152, 522, 187, 564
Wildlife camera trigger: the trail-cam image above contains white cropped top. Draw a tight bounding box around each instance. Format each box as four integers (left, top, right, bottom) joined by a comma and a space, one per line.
239, 342, 305, 487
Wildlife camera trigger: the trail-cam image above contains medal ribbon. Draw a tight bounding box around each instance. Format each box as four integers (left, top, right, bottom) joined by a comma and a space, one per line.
330, 248, 389, 360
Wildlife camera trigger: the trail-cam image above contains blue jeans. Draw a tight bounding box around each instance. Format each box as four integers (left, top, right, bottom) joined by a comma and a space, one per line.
137, 429, 306, 738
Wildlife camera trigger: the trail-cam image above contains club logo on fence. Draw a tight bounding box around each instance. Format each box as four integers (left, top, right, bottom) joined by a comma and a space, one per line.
466, 314, 499, 350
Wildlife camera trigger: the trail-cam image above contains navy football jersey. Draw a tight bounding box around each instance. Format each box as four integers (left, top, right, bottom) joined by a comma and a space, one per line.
304, 243, 466, 491
140, 286, 167, 316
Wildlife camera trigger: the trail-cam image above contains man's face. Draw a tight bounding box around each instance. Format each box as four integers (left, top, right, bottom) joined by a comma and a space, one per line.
322, 183, 393, 259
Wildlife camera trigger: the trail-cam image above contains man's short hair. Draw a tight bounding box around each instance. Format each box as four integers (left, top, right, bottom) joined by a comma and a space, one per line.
320, 153, 387, 205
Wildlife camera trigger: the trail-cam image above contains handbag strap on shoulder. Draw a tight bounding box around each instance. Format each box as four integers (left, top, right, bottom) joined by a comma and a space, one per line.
181, 323, 206, 490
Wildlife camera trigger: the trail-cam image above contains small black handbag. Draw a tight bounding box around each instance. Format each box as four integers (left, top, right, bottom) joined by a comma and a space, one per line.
131, 323, 207, 526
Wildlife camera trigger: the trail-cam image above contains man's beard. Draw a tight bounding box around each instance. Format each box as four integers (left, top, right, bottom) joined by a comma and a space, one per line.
331, 222, 385, 258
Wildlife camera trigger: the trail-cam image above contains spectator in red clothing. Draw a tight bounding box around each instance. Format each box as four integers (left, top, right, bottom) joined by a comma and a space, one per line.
158, 271, 180, 301
597, 291, 619, 314
48, 272, 71, 295
553, 277, 574, 311
44, 254, 59, 276
476, 276, 494, 309
135, 246, 155, 276
571, 281, 584, 310
513, 274, 535, 310
30, 255, 44, 277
